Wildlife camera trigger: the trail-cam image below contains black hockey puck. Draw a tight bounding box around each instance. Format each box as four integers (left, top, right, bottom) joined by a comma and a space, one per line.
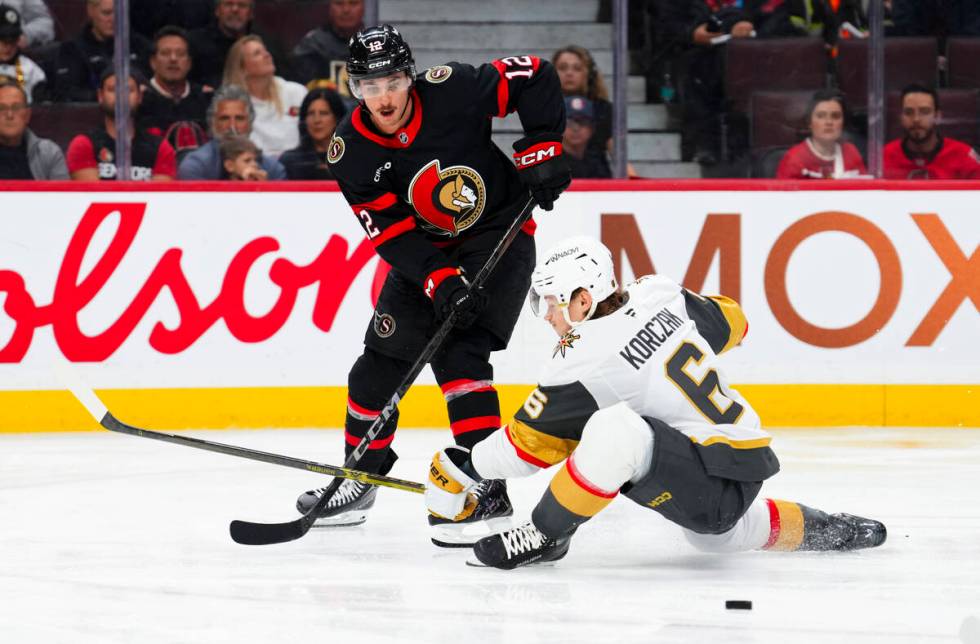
725, 600, 752, 610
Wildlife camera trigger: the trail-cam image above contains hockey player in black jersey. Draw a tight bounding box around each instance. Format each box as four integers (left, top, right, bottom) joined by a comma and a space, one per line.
295, 24, 571, 544
426, 236, 887, 568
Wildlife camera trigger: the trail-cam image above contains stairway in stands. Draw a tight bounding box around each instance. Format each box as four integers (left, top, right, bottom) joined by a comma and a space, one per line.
381, 0, 699, 178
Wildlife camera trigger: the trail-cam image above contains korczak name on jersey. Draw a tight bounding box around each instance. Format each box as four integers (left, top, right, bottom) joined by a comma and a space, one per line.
618, 307, 686, 370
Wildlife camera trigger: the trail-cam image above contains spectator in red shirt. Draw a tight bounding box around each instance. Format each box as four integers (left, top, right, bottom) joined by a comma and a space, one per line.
777, 89, 867, 179
883, 84, 980, 180
66, 68, 176, 181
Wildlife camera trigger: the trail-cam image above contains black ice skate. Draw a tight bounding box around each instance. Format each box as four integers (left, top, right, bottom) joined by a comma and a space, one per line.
296, 479, 378, 528
470, 520, 571, 569
826, 513, 887, 550
428, 479, 514, 548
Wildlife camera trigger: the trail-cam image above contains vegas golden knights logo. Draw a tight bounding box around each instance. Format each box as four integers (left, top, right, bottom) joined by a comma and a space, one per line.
408, 160, 486, 236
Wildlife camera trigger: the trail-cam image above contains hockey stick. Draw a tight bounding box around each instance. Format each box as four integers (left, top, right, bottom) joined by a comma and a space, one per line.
57, 371, 426, 494
229, 195, 537, 546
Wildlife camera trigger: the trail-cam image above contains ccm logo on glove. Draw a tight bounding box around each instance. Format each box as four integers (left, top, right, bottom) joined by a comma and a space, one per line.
514, 142, 563, 169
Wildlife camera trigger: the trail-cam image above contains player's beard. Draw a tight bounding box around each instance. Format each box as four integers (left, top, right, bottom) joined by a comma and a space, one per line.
907, 124, 935, 144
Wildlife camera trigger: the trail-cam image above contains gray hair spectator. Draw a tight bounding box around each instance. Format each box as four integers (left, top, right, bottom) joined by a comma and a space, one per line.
65, 68, 177, 181
0, 0, 53, 48
561, 95, 611, 178
0, 75, 67, 179
219, 134, 267, 180
51, 0, 152, 102
291, 0, 364, 94
0, 5, 46, 103
223, 34, 306, 157
178, 83, 286, 179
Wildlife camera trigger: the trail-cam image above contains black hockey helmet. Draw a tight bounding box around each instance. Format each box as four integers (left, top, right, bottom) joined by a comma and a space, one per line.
346, 24, 416, 94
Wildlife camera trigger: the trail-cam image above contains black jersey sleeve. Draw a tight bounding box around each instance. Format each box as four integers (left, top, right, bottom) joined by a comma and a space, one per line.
337, 182, 455, 288
468, 57, 566, 137
504, 381, 600, 467
682, 289, 749, 355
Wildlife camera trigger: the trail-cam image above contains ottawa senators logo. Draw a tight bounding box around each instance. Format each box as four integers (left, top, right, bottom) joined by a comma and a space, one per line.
407, 160, 486, 236
327, 136, 345, 164
425, 66, 453, 83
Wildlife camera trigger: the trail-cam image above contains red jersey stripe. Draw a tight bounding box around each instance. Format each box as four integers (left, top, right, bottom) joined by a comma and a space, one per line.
344, 431, 395, 450
371, 216, 415, 247
347, 396, 380, 418
352, 192, 398, 212
566, 454, 619, 498
450, 415, 501, 435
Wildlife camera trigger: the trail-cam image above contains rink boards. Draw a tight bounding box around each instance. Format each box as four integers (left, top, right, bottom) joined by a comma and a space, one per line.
0, 180, 976, 431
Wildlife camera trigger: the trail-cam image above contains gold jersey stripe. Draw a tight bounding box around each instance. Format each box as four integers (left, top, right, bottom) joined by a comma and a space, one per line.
507, 419, 580, 466
689, 434, 772, 450
707, 294, 748, 354
549, 463, 616, 518
769, 499, 805, 551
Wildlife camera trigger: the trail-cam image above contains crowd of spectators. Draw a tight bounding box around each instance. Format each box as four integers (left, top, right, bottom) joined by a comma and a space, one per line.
0, 0, 978, 181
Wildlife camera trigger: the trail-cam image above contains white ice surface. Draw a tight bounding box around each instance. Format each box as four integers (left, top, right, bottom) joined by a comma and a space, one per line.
1, 427, 978, 644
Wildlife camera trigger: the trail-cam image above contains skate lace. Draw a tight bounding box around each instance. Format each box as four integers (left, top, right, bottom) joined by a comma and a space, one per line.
324, 479, 367, 508
501, 523, 547, 559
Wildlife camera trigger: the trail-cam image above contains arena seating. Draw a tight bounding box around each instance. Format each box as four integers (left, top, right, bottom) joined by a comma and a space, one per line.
837, 37, 939, 113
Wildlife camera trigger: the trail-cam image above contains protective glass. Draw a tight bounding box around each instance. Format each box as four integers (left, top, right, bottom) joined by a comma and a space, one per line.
350, 73, 412, 100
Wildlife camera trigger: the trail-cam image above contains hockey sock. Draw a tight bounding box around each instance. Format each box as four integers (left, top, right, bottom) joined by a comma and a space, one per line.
531, 454, 617, 538
344, 396, 399, 474
762, 498, 843, 551
441, 379, 501, 450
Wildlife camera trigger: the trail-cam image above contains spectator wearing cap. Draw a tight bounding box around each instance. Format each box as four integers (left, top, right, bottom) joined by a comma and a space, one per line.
0, 5, 45, 103
0, 75, 67, 179
562, 95, 612, 179
883, 84, 980, 180
0, 0, 53, 49
65, 68, 176, 181
291, 0, 363, 96
139, 26, 214, 138
188, 0, 286, 89
223, 34, 306, 158
177, 83, 286, 180
52, 0, 152, 102
279, 86, 346, 180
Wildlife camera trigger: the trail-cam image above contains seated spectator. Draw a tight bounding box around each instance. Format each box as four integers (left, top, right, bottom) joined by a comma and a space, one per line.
139, 26, 214, 136
223, 35, 306, 158
2, 0, 53, 48
177, 83, 286, 179
883, 84, 980, 179
65, 69, 176, 181
52, 0, 151, 102
561, 95, 612, 179
659, 0, 800, 165
776, 89, 867, 179
0, 5, 46, 103
219, 134, 267, 180
291, 0, 363, 98
552, 46, 612, 160
279, 85, 346, 180
0, 75, 67, 179
189, 0, 285, 89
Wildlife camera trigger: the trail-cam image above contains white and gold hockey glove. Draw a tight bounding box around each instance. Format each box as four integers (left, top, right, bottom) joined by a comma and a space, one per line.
426, 446, 479, 521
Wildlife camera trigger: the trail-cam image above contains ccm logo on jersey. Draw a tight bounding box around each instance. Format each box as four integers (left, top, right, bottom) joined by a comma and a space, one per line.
513, 142, 562, 168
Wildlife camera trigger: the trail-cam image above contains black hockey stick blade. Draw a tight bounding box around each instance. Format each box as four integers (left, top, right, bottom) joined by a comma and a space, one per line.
227, 195, 537, 546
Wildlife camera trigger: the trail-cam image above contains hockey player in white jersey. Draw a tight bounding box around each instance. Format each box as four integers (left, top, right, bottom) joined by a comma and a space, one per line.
425, 235, 886, 569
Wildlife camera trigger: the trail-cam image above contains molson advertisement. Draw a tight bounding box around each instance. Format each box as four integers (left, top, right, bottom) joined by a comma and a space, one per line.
0, 181, 976, 431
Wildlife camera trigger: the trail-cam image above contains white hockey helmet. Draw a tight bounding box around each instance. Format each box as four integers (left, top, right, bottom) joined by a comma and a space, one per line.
529, 236, 618, 326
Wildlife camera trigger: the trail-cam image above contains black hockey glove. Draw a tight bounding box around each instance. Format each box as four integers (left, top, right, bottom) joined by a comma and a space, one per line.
512, 133, 572, 211
430, 272, 487, 329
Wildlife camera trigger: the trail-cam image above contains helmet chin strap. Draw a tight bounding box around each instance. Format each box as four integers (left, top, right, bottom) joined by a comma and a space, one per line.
561, 292, 598, 328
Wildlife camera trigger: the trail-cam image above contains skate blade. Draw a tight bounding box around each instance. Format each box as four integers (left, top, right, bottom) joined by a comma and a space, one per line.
310, 511, 369, 528
430, 516, 514, 548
